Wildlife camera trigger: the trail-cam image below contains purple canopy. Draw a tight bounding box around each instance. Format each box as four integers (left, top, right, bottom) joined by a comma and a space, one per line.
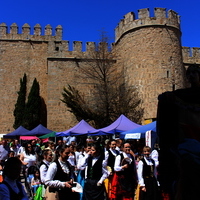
56, 120, 96, 137
4, 126, 30, 138
88, 114, 141, 135
23, 124, 53, 136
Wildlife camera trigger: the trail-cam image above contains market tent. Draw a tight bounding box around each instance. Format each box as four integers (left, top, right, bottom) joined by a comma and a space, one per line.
119, 121, 157, 139
56, 120, 96, 137
20, 136, 39, 140
23, 124, 53, 136
3, 126, 30, 138
88, 114, 141, 136
39, 131, 56, 139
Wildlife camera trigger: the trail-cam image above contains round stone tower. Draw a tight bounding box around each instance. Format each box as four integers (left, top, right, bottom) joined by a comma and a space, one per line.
114, 8, 186, 121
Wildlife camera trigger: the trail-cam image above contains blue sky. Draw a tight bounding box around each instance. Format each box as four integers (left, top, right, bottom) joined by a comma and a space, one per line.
1, 0, 199, 48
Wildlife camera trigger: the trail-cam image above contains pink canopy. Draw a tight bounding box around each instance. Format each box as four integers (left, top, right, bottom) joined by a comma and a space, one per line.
20, 136, 39, 140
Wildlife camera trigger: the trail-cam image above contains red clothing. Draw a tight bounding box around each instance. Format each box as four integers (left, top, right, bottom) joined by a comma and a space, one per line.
110, 172, 135, 200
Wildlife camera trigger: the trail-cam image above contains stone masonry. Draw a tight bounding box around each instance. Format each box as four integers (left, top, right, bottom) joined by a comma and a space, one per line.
0, 8, 200, 134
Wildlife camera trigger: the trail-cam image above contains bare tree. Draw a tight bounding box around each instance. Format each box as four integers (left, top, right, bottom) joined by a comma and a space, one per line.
61, 31, 143, 128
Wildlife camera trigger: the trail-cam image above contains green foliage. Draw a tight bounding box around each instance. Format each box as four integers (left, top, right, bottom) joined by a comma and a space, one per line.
13, 73, 27, 129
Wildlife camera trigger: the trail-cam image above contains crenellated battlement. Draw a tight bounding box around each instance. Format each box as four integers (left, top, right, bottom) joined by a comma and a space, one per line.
0, 23, 63, 41
0, 22, 111, 56
182, 47, 200, 58
182, 47, 200, 64
115, 7, 180, 42
48, 41, 96, 57
47, 41, 112, 58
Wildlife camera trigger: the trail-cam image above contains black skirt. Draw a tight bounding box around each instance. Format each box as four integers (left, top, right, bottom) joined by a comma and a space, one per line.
57, 187, 80, 200
83, 179, 105, 200
139, 176, 161, 200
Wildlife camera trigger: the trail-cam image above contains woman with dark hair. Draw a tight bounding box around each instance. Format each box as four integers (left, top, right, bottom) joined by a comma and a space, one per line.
77, 143, 92, 200
45, 145, 79, 200
112, 142, 138, 200
20, 143, 37, 168
104, 139, 120, 199
68, 144, 79, 181
0, 157, 29, 200
80, 142, 108, 200
31, 167, 41, 196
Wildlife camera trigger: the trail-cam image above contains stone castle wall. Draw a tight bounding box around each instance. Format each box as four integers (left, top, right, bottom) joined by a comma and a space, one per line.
0, 23, 101, 133
113, 8, 186, 119
0, 8, 200, 134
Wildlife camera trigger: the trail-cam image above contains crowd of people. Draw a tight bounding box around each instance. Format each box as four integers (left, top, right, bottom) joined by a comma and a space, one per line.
0, 137, 161, 200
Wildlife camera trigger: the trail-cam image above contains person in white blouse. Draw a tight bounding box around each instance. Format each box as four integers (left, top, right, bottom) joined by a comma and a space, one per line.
67, 144, 80, 181
77, 143, 91, 200
104, 139, 119, 199
40, 150, 53, 183
9, 143, 18, 157
20, 143, 37, 168
137, 146, 160, 200
45, 145, 79, 200
78, 142, 108, 200
150, 143, 160, 167
39, 149, 53, 199
112, 142, 137, 200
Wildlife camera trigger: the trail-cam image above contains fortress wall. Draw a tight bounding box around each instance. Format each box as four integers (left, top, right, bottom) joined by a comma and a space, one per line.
0, 23, 62, 41
0, 8, 199, 133
182, 47, 200, 65
0, 23, 98, 133
0, 39, 48, 133
46, 59, 96, 131
115, 8, 180, 43
114, 8, 186, 120
47, 60, 78, 131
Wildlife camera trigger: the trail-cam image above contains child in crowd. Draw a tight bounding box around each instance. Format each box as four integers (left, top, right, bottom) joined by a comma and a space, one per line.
31, 168, 41, 196
7, 151, 15, 158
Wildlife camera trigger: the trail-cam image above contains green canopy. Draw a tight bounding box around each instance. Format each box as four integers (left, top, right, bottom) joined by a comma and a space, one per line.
39, 131, 56, 139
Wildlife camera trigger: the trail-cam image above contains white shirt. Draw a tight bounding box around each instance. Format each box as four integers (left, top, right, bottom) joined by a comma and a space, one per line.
114, 152, 133, 172
67, 151, 80, 167
45, 159, 71, 188
104, 148, 118, 161
150, 150, 159, 166
137, 156, 159, 187
77, 152, 87, 170
10, 147, 18, 156
23, 152, 37, 168
63, 136, 76, 145
17, 146, 24, 155
39, 160, 51, 184
78, 154, 108, 184
0, 145, 9, 161
115, 146, 122, 153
